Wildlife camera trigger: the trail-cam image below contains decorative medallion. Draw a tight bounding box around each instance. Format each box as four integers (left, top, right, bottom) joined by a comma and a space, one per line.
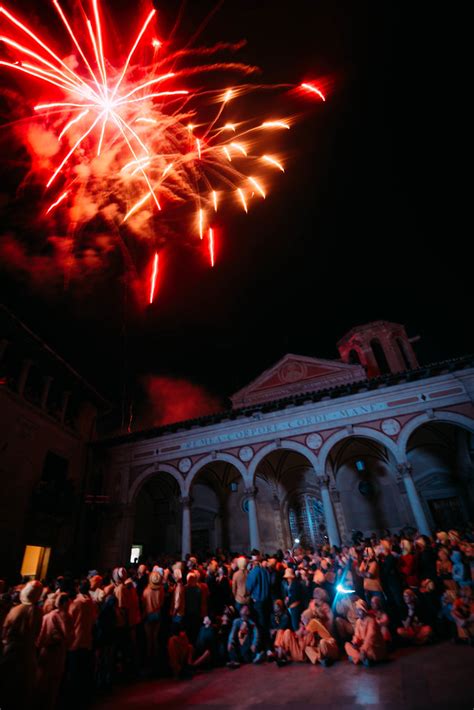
178, 457, 192, 474
278, 361, 308, 383
306, 433, 323, 450
239, 446, 254, 462
381, 418, 401, 436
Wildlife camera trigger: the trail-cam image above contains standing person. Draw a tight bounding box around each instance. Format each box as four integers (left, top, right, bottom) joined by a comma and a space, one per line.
378, 539, 404, 621
359, 547, 384, 605
398, 539, 419, 589
0, 580, 43, 710
36, 592, 73, 710
416, 537, 437, 583
246, 554, 271, 646
142, 571, 164, 669
69, 578, 98, 702
184, 572, 202, 644
215, 565, 232, 614
281, 568, 304, 631
170, 565, 185, 627
231, 556, 249, 612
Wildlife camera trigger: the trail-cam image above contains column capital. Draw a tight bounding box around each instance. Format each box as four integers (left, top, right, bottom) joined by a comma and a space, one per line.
244, 486, 258, 498
180, 495, 192, 508
319, 475, 330, 489
396, 462, 413, 479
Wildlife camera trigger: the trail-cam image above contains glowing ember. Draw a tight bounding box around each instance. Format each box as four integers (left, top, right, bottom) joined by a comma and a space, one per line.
301, 82, 326, 101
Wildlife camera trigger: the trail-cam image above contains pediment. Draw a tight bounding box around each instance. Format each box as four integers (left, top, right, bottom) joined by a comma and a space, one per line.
231, 354, 366, 408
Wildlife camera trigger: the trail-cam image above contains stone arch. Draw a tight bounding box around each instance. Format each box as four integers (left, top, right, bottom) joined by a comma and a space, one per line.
321, 428, 407, 537
250, 441, 324, 550
401, 412, 474, 529
128, 463, 184, 503
318, 427, 402, 481
184, 452, 249, 495
248, 439, 319, 485
398, 411, 474, 460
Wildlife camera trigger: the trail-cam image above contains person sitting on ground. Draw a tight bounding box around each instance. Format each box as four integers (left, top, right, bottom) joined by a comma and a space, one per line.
334, 593, 358, 643
227, 604, 263, 668
303, 615, 339, 667
192, 615, 217, 669
269, 598, 291, 665
397, 589, 432, 645
167, 624, 194, 680
451, 589, 474, 645
370, 595, 391, 645
282, 567, 304, 631
216, 610, 233, 665
345, 599, 387, 667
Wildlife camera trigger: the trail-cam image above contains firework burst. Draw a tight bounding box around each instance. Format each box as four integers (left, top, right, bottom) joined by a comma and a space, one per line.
0, 1, 325, 302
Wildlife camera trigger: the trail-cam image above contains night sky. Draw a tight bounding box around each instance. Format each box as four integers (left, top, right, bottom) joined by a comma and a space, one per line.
0, 1, 470, 428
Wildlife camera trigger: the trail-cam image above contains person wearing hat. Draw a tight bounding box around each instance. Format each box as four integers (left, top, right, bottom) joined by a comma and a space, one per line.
142, 571, 164, 666
345, 599, 387, 666
232, 556, 250, 612
89, 574, 104, 605
37, 592, 73, 710
0, 580, 43, 709
282, 567, 304, 631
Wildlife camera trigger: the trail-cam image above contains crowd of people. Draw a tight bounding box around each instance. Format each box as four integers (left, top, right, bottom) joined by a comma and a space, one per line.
1, 527, 473, 709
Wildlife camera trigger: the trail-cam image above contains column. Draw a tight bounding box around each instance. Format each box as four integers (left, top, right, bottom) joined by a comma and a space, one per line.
17, 358, 32, 396
320, 477, 341, 547
245, 486, 261, 551
41, 375, 53, 410
397, 463, 431, 536
181, 496, 192, 558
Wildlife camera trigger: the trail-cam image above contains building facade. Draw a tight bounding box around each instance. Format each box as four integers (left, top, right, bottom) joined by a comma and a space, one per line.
0, 306, 108, 581
95, 321, 474, 566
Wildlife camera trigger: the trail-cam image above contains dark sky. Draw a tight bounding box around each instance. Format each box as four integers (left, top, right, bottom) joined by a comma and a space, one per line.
0, 1, 470, 424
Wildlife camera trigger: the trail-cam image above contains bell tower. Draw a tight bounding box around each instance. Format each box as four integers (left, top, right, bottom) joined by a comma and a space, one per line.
337, 321, 419, 378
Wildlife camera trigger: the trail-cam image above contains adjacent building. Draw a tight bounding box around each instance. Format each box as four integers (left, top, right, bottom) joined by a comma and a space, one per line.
0, 305, 108, 581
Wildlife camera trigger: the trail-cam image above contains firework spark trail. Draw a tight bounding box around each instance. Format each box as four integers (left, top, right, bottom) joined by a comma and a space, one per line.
149, 251, 159, 303
0, 1, 325, 302
208, 227, 214, 267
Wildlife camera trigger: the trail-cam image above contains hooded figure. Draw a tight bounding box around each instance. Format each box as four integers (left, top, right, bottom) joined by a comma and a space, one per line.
345, 599, 387, 666
232, 556, 250, 609
0, 580, 43, 709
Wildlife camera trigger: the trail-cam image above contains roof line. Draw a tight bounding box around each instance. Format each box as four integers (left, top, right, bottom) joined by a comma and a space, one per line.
97, 353, 474, 447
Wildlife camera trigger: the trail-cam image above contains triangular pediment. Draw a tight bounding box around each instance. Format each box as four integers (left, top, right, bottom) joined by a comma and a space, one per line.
231, 354, 366, 408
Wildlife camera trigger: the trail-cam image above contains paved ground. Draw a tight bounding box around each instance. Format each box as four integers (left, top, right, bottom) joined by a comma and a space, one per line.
93, 642, 473, 709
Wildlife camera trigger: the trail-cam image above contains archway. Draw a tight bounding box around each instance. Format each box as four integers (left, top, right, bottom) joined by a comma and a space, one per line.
189, 461, 249, 555
254, 448, 325, 551
406, 421, 474, 529
132, 471, 181, 561
326, 436, 408, 538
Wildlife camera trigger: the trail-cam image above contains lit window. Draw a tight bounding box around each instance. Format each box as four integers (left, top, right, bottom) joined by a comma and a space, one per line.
355, 460, 366, 472
130, 545, 142, 563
